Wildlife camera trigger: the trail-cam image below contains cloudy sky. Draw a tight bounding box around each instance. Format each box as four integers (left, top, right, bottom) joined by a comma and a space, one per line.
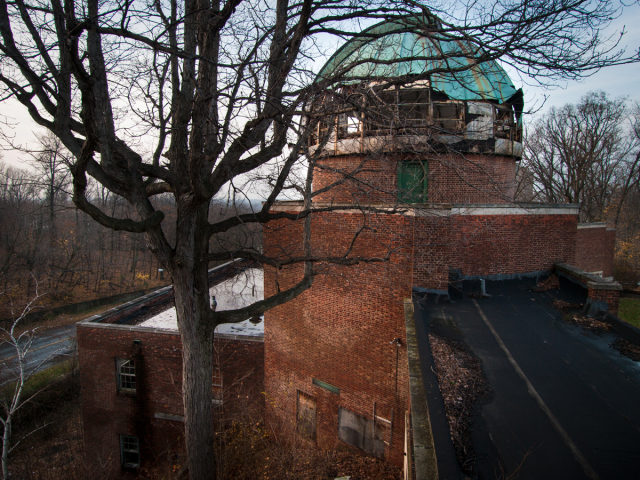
520, 2, 640, 114
2, 3, 640, 168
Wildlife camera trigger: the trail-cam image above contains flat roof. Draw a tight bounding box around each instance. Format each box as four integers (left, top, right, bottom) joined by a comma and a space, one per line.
139, 268, 264, 336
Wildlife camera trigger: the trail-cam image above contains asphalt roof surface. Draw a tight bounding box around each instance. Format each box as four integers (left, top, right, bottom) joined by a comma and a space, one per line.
415, 278, 640, 480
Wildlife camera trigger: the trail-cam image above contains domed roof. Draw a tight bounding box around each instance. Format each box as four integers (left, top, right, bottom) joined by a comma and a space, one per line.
317, 15, 518, 103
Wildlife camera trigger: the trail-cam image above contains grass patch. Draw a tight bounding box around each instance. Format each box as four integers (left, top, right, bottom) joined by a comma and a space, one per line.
619, 297, 640, 328
1, 359, 75, 403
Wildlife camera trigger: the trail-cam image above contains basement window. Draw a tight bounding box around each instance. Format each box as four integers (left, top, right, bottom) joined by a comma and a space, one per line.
116, 358, 136, 393
120, 434, 140, 469
398, 161, 428, 204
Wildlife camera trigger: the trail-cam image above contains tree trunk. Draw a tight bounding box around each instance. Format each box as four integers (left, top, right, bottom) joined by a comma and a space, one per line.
1, 416, 10, 480
171, 200, 216, 480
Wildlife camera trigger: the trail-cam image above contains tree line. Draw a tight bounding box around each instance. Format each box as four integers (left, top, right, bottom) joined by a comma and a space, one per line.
0, 138, 261, 319
518, 91, 640, 283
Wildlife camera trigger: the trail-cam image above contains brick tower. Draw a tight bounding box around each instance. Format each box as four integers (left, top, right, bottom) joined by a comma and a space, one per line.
263, 14, 580, 465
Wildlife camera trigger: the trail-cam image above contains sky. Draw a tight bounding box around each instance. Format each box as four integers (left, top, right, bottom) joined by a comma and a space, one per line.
2, 2, 640, 170
517, 2, 640, 114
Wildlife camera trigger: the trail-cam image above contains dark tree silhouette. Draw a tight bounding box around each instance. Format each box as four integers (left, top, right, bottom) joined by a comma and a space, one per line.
522, 91, 640, 222
0, 1, 638, 477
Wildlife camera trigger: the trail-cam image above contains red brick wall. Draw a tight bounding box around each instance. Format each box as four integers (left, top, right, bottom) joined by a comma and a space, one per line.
78, 325, 263, 478
312, 153, 516, 205
263, 207, 578, 465
397, 212, 577, 291
574, 225, 616, 276
587, 287, 621, 314
263, 212, 412, 465
450, 214, 577, 279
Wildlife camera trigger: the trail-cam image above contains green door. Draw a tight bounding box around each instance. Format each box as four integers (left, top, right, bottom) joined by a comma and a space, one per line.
398, 161, 428, 203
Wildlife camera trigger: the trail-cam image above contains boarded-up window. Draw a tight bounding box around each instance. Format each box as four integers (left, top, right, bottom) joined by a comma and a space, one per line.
296, 391, 316, 441
338, 407, 385, 458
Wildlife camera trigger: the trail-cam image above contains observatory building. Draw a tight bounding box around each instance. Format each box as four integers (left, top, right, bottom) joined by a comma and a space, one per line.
263, 14, 616, 465
77, 14, 619, 478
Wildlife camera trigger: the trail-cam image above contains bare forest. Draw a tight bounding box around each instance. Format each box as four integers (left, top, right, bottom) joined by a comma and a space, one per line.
518, 92, 640, 285
0, 157, 261, 320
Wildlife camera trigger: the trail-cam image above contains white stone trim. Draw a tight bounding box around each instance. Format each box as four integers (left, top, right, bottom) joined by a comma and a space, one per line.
451, 205, 578, 216
269, 202, 579, 217
577, 223, 608, 229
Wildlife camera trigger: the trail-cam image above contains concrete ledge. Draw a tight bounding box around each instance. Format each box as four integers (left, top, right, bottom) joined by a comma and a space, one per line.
77, 259, 247, 327
555, 263, 622, 291
404, 298, 438, 480
577, 222, 608, 229
75, 321, 264, 342
271, 202, 580, 217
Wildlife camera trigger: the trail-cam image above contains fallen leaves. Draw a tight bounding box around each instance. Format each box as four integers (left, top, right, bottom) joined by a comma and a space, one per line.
428, 333, 488, 476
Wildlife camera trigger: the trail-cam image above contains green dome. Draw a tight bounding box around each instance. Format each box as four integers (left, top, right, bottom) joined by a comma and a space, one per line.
317, 15, 518, 103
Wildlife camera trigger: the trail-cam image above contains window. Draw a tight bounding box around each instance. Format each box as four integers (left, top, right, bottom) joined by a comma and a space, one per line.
338, 407, 386, 458
120, 435, 140, 469
398, 161, 428, 203
397, 89, 430, 129
117, 358, 136, 393
212, 366, 223, 406
432, 101, 464, 132
494, 105, 516, 139
296, 391, 317, 441
337, 112, 361, 138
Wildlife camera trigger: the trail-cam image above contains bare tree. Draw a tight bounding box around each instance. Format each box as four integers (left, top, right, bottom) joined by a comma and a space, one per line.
0, 163, 43, 296
521, 91, 640, 222
0, 1, 638, 477
28, 133, 71, 248
0, 290, 44, 480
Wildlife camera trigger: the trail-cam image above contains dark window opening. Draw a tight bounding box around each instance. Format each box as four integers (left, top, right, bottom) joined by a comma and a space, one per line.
494, 105, 516, 140
364, 90, 396, 135
117, 358, 136, 393
398, 161, 428, 203
120, 435, 140, 469
432, 101, 464, 132
397, 89, 430, 130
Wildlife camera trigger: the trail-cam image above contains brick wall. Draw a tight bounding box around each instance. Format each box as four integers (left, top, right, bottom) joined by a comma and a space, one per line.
587, 286, 621, 315
386, 210, 577, 291
312, 153, 516, 205
78, 325, 263, 478
450, 213, 577, 279
263, 212, 412, 465
263, 206, 579, 466
574, 224, 616, 276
